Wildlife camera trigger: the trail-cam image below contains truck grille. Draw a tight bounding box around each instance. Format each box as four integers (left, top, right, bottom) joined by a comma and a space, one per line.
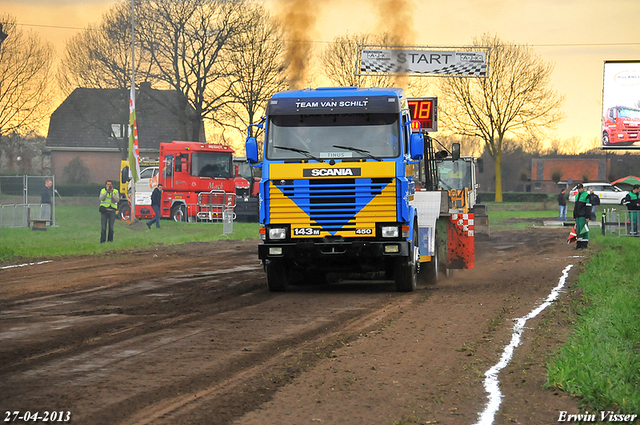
270, 177, 396, 234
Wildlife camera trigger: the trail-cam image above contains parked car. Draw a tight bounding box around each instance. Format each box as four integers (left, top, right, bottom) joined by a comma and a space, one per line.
568, 182, 628, 204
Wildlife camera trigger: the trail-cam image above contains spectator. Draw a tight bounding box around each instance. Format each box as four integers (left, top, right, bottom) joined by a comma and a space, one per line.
557, 188, 567, 221
40, 179, 52, 221
99, 180, 119, 243
622, 184, 640, 235
146, 184, 163, 229
589, 189, 600, 221
573, 183, 591, 249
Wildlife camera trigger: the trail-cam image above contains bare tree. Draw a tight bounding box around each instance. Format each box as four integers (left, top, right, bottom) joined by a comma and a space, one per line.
0, 15, 53, 139
321, 33, 394, 87
57, 1, 157, 95
219, 2, 287, 150
137, 0, 250, 142
439, 33, 565, 202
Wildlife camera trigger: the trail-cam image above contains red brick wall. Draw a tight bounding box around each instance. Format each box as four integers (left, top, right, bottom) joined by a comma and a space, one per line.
531, 158, 608, 182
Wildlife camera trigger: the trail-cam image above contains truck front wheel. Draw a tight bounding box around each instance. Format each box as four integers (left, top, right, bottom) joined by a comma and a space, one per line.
266, 259, 289, 292
171, 204, 187, 222
395, 227, 419, 292
603, 132, 610, 146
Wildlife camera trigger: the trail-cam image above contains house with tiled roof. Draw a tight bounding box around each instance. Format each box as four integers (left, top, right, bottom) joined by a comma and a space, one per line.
46, 83, 204, 184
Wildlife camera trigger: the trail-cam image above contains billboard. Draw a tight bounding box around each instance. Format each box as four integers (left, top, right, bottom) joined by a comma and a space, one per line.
601, 60, 640, 150
358, 45, 489, 77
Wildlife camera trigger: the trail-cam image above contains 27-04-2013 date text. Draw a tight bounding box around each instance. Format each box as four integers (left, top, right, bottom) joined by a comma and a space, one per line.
4, 411, 71, 422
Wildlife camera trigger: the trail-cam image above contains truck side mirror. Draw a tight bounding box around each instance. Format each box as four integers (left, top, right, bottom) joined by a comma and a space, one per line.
246, 136, 259, 164
121, 166, 131, 184
452, 143, 460, 160
235, 164, 239, 177
409, 133, 424, 162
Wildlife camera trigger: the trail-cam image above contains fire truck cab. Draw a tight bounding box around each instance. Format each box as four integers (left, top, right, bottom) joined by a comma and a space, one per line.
133, 141, 237, 222
603, 106, 640, 146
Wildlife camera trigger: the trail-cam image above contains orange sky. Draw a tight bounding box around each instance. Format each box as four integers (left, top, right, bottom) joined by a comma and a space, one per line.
3, 0, 640, 150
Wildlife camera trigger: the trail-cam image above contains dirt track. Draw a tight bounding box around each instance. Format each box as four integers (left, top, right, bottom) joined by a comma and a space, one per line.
0, 227, 586, 424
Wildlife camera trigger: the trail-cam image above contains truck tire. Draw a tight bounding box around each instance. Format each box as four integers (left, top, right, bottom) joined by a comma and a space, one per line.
603, 132, 610, 146
266, 259, 288, 292
419, 232, 439, 285
117, 201, 131, 221
395, 226, 418, 292
171, 204, 187, 222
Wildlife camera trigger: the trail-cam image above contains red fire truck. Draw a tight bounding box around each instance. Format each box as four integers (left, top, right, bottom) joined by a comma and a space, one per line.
603, 106, 640, 146
133, 141, 238, 222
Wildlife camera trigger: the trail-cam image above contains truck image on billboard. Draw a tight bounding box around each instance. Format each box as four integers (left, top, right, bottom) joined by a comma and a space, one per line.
602, 61, 640, 149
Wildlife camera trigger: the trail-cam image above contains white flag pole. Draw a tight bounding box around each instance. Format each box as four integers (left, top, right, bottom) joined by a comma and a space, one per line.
129, 0, 136, 222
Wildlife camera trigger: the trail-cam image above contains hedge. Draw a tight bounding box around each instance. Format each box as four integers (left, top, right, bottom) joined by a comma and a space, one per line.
55, 183, 114, 197
477, 192, 553, 203
51, 186, 551, 202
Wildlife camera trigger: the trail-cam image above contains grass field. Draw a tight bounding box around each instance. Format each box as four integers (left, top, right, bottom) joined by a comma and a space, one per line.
547, 235, 640, 414
0, 202, 260, 263
486, 201, 611, 232
0, 199, 611, 261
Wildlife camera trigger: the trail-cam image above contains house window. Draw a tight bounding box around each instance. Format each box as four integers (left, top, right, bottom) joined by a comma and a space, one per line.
534, 182, 542, 190
110, 123, 129, 138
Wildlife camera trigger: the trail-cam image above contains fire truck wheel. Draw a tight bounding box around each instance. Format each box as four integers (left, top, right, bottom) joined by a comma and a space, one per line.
395, 226, 418, 292
266, 259, 288, 292
118, 202, 131, 221
171, 204, 187, 222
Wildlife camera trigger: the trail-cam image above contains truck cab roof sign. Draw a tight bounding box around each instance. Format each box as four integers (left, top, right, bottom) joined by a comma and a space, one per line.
267, 96, 403, 115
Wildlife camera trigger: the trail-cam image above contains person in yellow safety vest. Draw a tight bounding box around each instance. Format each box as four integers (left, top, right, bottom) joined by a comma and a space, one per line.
99, 179, 120, 243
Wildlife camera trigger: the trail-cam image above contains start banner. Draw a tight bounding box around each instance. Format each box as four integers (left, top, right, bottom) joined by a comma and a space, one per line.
358, 45, 489, 77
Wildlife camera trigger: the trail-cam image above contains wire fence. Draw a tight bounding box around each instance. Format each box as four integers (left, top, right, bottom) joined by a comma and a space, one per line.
602, 208, 640, 237
0, 176, 56, 228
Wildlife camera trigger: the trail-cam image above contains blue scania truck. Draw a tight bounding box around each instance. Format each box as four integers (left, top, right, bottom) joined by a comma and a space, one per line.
245, 87, 475, 292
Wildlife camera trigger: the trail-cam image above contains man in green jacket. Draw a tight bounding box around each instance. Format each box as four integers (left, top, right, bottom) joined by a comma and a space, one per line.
573, 183, 591, 249
622, 184, 640, 235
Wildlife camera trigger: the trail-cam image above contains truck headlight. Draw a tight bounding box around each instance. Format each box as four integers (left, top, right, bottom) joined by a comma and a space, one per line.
268, 227, 287, 240
381, 226, 399, 238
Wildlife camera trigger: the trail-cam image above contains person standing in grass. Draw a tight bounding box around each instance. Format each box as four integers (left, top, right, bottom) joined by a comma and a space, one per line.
40, 178, 52, 221
573, 183, 591, 249
622, 184, 640, 235
557, 188, 567, 221
589, 189, 600, 221
99, 180, 119, 243
147, 184, 163, 229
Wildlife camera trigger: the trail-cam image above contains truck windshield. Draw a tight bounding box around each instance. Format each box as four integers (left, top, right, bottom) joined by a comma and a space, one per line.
235, 160, 252, 179
191, 153, 232, 178
437, 159, 472, 191
266, 113, 400, 161
618, 108, 640, 119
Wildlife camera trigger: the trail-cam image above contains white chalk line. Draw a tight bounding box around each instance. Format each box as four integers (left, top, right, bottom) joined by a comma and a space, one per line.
473, 264, 573, 425
1, 260, 53, 270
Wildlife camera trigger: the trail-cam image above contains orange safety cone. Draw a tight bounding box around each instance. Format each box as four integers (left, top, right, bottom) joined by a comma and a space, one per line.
567, 224, 577, 244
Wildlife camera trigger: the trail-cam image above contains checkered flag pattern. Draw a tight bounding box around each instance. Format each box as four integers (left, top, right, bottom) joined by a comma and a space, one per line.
429, 63, 487, 76
360, 62, 405, 74
361, 61, 486, 77
451, 213, 475, 237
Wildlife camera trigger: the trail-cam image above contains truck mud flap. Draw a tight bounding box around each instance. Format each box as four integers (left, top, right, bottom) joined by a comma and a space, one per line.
446, 213, 475, 269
